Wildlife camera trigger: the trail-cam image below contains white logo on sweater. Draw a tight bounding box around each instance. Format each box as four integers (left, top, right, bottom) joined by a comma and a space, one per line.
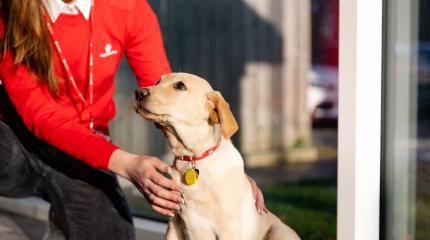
99, 44, 118, 58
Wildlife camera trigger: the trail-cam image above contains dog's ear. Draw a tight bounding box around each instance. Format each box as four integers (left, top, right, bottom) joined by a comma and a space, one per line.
206, 91, 238, 139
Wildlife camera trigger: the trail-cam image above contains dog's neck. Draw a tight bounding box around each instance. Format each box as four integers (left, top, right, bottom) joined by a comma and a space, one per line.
163, 122, 220, 157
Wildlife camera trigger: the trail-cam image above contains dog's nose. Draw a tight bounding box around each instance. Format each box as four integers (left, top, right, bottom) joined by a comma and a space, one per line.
135, 88, 150, 101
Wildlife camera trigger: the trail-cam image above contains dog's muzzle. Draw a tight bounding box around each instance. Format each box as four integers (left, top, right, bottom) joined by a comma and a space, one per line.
135, 88, 150, 102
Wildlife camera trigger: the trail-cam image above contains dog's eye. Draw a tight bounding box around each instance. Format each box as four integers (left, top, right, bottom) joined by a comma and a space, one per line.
173, 81, 187, 90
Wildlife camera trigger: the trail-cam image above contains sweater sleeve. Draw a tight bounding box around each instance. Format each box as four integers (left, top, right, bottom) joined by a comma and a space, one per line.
0, 53, 118, 169
0, 21, 118, 170
125, 0, 171, 87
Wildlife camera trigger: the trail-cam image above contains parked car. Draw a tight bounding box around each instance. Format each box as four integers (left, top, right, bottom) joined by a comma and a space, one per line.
308, 64, 338, 126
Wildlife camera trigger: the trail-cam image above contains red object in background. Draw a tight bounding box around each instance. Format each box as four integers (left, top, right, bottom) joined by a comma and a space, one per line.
311, 0, 339, 67
309, 0, 339, 126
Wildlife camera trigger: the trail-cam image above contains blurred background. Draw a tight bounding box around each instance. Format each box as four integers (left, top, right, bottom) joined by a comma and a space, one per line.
111, 0, 339, 239
4, 1, 430, 240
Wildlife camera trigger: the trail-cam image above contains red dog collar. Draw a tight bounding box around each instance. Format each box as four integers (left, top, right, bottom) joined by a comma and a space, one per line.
175, 140, 221, 161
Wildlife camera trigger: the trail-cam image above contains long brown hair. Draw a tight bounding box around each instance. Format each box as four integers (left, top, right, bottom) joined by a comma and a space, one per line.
0, 0, 59, 96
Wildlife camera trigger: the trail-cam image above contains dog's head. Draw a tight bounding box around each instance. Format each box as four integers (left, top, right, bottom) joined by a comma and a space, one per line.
133, 73, 238, 139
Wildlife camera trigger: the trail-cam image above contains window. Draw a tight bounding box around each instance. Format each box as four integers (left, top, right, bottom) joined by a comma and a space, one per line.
382, 0, 430, 239
112, 1, 338, 239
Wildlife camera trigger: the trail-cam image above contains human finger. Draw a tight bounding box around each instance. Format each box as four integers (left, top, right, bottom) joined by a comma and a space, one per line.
147, 180, 184, 206
151, 203, 176, 217
148, 157, 170, 173
151, 171, 181, 192
256, 189, 267, 214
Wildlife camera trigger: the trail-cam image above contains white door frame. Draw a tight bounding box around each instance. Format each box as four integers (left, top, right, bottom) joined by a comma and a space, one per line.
337, 0, 383, 239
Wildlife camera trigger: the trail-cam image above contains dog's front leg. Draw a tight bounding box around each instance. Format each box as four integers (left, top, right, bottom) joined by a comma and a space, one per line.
165, 219, 183, 240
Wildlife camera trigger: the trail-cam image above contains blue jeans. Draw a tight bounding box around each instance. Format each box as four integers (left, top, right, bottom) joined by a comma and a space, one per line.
0, 120, 135, 240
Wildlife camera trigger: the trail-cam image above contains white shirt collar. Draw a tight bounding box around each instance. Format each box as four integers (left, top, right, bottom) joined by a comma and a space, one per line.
43, 0, 91, 23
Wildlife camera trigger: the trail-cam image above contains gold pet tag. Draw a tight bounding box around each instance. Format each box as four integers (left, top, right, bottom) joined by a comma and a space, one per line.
184, 168, 199, 186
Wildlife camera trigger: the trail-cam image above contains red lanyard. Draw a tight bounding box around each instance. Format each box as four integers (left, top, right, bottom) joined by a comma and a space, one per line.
42, 0, 96, 131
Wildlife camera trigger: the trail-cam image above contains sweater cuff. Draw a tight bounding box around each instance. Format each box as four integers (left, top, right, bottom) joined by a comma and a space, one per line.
83, 137, 119, 169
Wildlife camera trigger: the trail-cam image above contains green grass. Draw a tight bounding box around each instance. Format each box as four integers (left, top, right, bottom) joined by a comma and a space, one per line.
127, 181, 337, 239
416, 193, 430, 240
263, 181, 337, 240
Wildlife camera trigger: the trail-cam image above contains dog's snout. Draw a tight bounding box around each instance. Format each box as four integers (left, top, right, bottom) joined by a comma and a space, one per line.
135, 88, 150, 101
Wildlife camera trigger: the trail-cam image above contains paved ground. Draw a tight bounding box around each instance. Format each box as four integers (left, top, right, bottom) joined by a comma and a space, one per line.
247, 160, 336, 187
246, 127, 338, 187
0, 210, 46, 240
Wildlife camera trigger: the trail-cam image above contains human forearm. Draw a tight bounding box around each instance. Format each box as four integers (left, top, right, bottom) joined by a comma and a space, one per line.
108, 149, 137, 180
108, 149, 184, 217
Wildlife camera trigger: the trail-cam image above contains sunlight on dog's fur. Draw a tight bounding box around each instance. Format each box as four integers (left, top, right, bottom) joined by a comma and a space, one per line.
134, 73, 300, 240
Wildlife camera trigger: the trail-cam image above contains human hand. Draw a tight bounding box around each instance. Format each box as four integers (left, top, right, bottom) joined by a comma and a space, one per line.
247, 175, 268, 214
109, 149, 183, 217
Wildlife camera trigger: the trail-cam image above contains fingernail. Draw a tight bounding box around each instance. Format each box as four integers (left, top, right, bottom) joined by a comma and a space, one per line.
170, 213, 175, 217
176, 204, 181, 211
258, 209, 262, 215
181, 198, 185, 204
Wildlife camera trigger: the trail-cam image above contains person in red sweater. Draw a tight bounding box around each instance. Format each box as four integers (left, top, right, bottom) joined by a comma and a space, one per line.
0, 0, 267, 238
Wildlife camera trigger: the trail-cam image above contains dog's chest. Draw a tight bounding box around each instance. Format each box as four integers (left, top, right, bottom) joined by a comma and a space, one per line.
173, 174, 257, 240
171, 161, 243, 235
167, 144, 275, 240
174, 178, 222, 238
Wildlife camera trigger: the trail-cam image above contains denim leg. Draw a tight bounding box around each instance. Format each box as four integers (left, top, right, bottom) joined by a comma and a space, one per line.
41, 167, 135, 240
2, 120, 135, 240
0, 120, 43, 197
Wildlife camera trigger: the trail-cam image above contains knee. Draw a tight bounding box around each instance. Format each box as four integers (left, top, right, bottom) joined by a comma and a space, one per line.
0, 120, 24, 163
0, 120, 8, 131
0, 120, 13, 137
0, 121, 21, 149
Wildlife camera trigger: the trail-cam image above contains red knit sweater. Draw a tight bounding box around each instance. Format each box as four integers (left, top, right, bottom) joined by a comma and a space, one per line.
0, 0, 171, 169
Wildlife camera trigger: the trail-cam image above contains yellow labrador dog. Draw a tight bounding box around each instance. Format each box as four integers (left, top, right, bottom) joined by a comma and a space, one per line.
134, 73, 300, 240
